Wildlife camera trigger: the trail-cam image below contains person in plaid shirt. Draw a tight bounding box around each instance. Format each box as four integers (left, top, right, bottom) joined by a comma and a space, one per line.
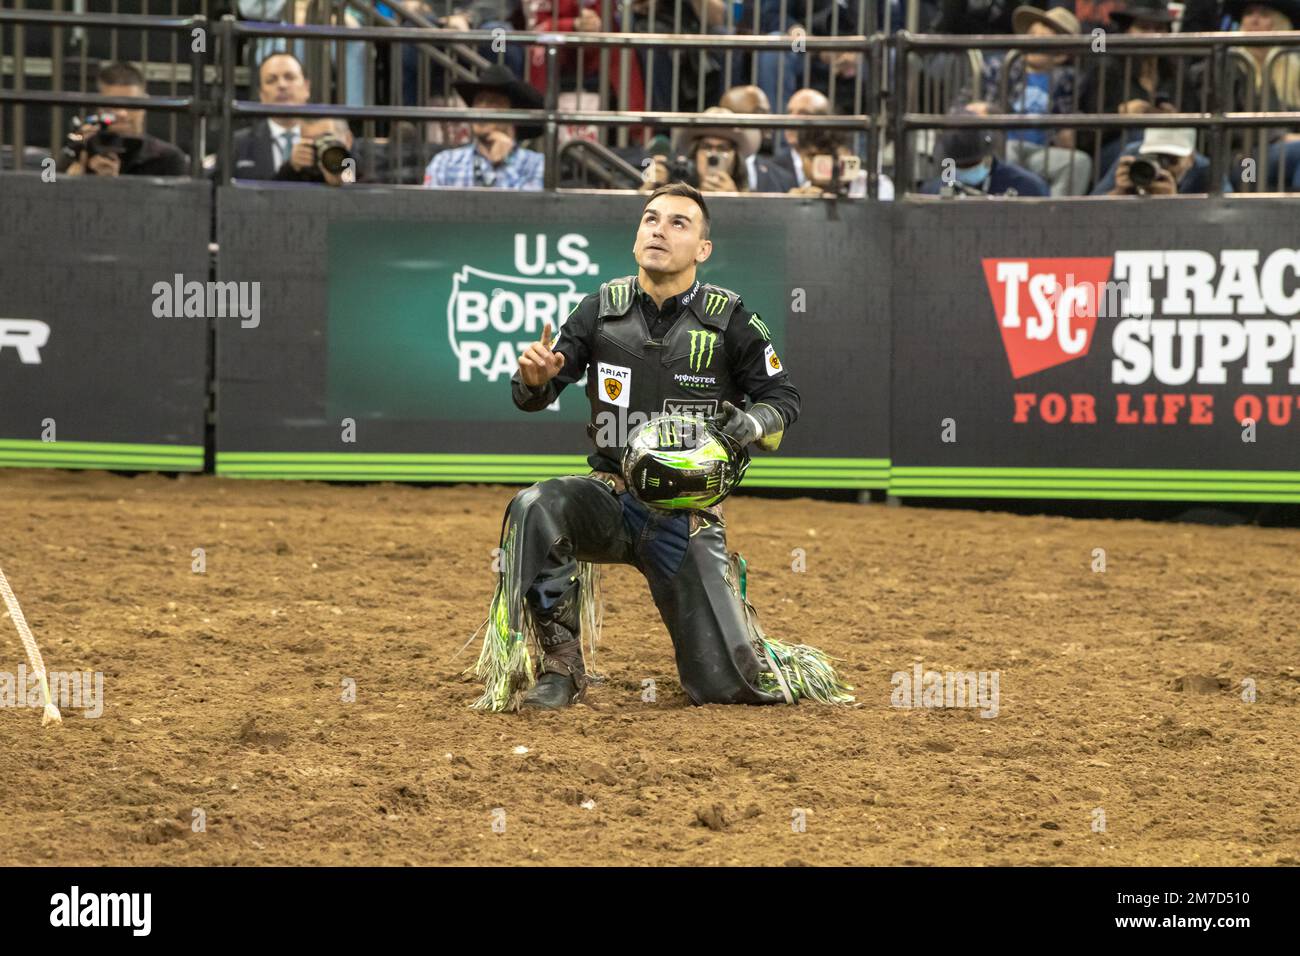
423, 66, 545, 190
962, 6, 1092, 196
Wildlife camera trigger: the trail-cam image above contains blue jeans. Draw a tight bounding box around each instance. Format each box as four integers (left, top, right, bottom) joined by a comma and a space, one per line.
1265, 139, 1300, 190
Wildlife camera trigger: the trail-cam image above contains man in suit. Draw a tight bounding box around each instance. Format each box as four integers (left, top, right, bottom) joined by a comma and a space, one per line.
231, 51, 312, 180
717, 86, 798, 194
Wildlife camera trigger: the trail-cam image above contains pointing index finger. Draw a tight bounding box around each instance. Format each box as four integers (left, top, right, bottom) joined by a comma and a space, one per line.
541, 321, 553, 348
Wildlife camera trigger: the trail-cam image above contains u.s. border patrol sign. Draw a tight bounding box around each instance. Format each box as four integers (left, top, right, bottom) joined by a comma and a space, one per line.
327, 221, 785, 424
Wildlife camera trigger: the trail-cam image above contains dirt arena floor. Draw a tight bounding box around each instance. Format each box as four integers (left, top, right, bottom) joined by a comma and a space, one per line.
0, 469, 1296, 866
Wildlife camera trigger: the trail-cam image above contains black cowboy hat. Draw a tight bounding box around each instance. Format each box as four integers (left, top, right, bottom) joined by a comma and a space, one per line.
1110, 0, 1177, 27
454, 65, 544, 141
1224, 0, 1300, 27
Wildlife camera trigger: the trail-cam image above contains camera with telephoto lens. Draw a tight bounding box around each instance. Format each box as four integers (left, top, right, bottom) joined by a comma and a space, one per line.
314, 133, 352, 177
1128, 154, 1163, 191
64, 112, 141, 164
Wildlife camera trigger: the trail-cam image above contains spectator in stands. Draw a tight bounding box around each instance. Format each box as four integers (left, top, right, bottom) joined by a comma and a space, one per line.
764, 90, 889, 200
718, 85, 798, 191
929, 0, 1016, 33
273, 118, 358, 186
398, 1, 527, 106
1077, 0, 1226, 32
232, 52, 312, 180
1229, 0, 1300, 189
772, 87, 830, 186
523, 0, 647, 116
1079, 0, 1186, 178
964, 6, 1092, 196
752, 0, 867, 114
423, 66, 545, 189
921, 112, 1050, 195
639, 107, 785, 193
786, 127, 870, 197
630, 0, 727, 117
60, 61, 188, 177
1092, 127, 1235, 194
237, 0, 366, 106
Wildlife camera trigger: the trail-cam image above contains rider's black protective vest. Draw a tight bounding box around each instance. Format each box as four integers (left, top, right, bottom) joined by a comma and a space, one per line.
584, 276, 746, 459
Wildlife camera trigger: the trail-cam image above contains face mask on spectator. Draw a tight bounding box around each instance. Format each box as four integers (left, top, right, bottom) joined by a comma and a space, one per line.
955, 160, 992, 186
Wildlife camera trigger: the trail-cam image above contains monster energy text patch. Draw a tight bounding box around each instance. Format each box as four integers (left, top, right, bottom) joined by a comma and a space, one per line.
673, 372, 718, 390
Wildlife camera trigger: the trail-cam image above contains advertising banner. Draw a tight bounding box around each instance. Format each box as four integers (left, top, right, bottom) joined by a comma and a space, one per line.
215, 187, 890, 488
891, 199, 1300, 501
0, 175, 209, 472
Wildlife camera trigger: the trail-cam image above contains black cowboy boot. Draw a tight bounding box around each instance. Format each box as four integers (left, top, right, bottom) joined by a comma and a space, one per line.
520, 620, 587, 710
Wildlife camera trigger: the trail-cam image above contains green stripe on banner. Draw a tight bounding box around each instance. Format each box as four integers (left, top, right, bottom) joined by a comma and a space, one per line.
892, 466, 1300, 482
0, 441, 203, 471
215, 453, 890, 487
0, 439, 201, 457
891, 487, 1300, 503
890, 478, 1300, 493
888, 466, 1300, 501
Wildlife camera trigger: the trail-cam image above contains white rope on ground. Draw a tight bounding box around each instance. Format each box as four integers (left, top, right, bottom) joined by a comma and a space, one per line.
0, 565, 62, 726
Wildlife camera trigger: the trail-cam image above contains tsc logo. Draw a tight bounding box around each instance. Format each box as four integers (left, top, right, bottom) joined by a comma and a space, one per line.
982, 258, 1114, 378
597, 361, 630, 407
688, 330, 717, 372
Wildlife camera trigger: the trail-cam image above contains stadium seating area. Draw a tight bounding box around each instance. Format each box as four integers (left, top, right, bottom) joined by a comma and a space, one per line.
4, 0, 1300, 195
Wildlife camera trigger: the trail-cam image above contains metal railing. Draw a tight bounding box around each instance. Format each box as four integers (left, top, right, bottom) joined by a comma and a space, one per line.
0, 8, 207, 176
218, 17, 877, 190
6, 9, 1300, 197
895, 30, 1300, 197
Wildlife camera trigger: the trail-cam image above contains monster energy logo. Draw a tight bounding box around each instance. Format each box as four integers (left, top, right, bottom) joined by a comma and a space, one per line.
703, 291, 728, 316
688, 330, 717, 372
705, 472, 722, 491
609, 282, 631, 311
748, 314, 771, 341
646, 476, 661, 487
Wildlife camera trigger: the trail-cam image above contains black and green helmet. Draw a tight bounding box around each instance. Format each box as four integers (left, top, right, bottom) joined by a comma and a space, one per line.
621, 414, 747, 511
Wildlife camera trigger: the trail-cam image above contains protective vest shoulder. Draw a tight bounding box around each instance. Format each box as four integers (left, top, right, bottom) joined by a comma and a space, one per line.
598, 276, 741, 331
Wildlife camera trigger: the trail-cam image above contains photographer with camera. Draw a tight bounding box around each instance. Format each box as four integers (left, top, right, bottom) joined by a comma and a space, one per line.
60, 62, 188, 178
272, 118, 357, 186
1092, 127, 1234, 196
232, 52, 312, 181
639, 107, 792, 195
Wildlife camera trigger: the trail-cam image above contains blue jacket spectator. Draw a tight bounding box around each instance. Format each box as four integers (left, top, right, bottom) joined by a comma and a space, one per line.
920, 116, 1051, 196
1091, 128, 1235, 195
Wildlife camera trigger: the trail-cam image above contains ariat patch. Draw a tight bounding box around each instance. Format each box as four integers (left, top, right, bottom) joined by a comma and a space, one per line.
598, 361, 631, 407
764, 344, 783, 376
